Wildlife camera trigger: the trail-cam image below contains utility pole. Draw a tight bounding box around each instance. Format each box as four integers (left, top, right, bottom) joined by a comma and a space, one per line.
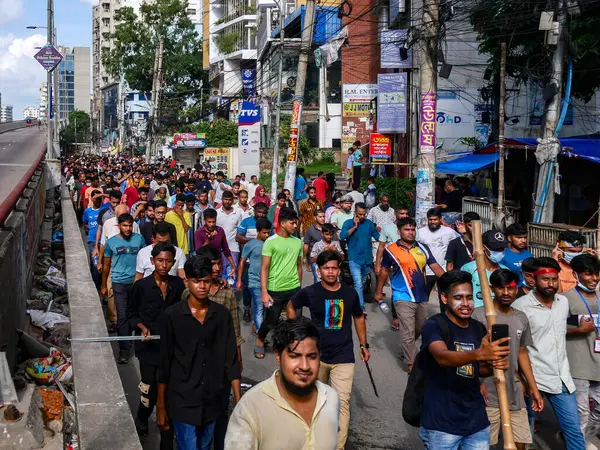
497, 40, 507, 211
283, 0, 317, 197
46, 0, 53, 159
146, 39, 163, 162
270, 5, 285, 202
414, 0, 439, 228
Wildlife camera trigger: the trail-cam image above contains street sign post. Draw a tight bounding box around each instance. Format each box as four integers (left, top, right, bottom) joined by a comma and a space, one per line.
34, 45, 63, 71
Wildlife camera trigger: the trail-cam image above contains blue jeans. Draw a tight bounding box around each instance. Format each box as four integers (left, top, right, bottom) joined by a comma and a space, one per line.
221, 252, 240, 288
348, 261, 371, 310
311, 262, 319, 284
544, 383, 586, 450
249, 287, 264, 330
173, 420, 216, 450
420, 426, 490, 450
242, 266, 251, 308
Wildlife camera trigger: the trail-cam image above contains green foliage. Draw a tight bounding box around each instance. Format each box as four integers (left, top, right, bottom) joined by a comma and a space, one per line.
279, 115, 313, 162
214, 32, 240, 55
60, 110, 91, 150
102, 0, 207, 129
459, 136, 483, 150
317, 150, 336, 164
259, 171, 284, 193
189, 119, 238, 147
470, 0, 600, 102
360, 177, 414, 208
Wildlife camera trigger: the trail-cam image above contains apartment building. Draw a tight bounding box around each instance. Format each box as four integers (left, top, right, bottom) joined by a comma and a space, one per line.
0, 105, 13, 123
23, 107, 40, 119
39, 82, 48, 120
56, 47, 92, 121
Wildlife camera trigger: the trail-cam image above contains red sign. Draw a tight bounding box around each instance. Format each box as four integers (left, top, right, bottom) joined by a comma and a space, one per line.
369, 133, 391, 162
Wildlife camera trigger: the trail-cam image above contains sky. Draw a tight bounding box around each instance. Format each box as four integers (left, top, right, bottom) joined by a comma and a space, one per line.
0, 0, 95, 119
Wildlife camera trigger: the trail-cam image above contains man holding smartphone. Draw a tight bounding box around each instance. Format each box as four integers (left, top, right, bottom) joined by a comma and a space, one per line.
472, 269, 544, 450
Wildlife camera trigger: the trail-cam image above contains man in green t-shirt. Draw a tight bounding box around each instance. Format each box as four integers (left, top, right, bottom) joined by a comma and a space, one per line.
254, 207, 303, 359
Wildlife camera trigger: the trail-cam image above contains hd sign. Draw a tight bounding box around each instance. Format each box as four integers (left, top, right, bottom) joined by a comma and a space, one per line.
238, 101, 261, 178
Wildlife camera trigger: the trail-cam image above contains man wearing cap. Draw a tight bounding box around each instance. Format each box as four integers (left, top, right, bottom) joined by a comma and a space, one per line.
460, 230, 509, 308
331, 195, 354, 232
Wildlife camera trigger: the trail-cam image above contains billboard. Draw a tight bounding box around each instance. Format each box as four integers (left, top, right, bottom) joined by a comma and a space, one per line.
238, 101, 261, 177
342, 84, 378, 103
173, 133, 206, 148
343, 103, 371, 117
203, 148, 231, 177
419, 93, 436, 154
369, 133, 392, 162
377, 72, 407, 134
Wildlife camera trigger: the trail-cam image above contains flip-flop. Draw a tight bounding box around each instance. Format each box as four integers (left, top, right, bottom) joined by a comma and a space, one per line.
254, 345, 265, 359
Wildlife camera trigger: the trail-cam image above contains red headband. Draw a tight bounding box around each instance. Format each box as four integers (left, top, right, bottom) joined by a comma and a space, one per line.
505, 281, 518, 287
534, 268, 559, 275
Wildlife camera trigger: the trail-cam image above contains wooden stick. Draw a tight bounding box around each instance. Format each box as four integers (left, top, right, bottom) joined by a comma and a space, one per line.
472, 220, 517, 450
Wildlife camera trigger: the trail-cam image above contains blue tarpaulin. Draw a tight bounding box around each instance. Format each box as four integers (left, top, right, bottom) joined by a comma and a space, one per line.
509, 137, 600, 165
436, 153, 500, 174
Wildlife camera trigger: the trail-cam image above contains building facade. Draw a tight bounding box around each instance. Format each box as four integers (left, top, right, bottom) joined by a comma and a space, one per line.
39, 82, 48, 121
55, 47, 91, 121
0, 105, 13, 123
23, 107, 40, 119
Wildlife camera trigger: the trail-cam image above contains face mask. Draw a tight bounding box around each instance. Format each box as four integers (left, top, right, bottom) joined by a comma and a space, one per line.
563, 251, 582, 263
86, 182, 92, 187
489, 250, 505, 264
575, 274, 598, 293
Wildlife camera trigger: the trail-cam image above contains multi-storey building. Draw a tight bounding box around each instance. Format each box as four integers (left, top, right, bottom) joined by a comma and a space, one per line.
23, 107, 40, 119
56, 47, 91, 121
0, 105, 13, 123
39, 82, 48, 120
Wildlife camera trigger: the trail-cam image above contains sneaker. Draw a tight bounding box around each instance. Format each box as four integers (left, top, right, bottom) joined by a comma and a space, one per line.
378, 301, 390, 314
118, 349, 129, 365
243, 307, 251, 323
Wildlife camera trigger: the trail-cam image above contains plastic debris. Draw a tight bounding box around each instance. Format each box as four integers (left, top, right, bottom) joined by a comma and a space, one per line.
27, 310, 70, 330
31, 289, 53, 302
25, 348, 73, 385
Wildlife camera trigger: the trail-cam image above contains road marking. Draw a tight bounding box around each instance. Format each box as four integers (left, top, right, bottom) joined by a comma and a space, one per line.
0, 163, 33, 167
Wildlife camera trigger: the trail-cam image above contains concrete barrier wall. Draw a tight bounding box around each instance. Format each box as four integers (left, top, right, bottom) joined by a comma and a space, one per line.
0, 164, 46, 367
0, 120, 27, 134
60, 185, 142, 450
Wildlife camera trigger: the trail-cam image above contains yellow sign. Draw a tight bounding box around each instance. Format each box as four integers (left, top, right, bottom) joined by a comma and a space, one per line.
343, 103, 371, 117
202, 147, 231, 177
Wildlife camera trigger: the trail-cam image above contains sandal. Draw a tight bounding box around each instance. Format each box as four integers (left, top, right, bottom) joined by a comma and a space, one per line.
254, 345, 265, 359
391, 320, 400, 332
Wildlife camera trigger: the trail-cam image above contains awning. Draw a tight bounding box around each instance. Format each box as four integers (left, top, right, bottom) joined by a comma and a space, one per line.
436, 152, 500, 174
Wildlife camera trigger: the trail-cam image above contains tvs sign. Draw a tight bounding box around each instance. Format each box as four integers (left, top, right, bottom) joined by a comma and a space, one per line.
369, 133, 391, 162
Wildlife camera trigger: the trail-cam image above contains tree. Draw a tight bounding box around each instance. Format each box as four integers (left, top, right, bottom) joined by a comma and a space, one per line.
189, 119, 239, 147
102, 0, 208, 132
470, 0, 600, 102
60, 110, 91, 151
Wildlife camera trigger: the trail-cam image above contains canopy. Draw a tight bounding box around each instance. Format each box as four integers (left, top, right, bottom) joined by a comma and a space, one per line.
435, 152, 499, 174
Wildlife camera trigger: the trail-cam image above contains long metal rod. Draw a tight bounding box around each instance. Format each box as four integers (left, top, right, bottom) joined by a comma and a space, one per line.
69, 335, 160, 343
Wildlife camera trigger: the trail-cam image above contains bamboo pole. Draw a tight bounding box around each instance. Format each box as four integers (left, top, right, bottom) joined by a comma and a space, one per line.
472, 220, 516, 450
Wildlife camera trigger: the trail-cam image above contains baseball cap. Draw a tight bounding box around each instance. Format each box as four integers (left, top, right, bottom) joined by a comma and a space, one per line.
482, 230, 508, 251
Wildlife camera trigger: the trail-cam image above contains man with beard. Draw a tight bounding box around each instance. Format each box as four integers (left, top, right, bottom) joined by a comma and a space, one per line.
375, 217, 444, 372
367, 193, 396, 232
472, 269, 543, 450
287, 250, 368, 450
225, 317, 340, 450
419, 271, 510, 449
445, 211, 480, 271
417, 208, 458, 302
299, 186, 324, 235
140, 200, 178, 246
330, 195, 354, 232
127, 242, 184, 445
93, 190, 123, 260
513, 257, 587, 449
131, 187, 150, 221
101, 214, 145, 364
267, 193, 287, 234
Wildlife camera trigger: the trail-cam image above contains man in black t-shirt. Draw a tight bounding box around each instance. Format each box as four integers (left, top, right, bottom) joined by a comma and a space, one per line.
419, 271, 510, 449
445, 211, 480, 272
288, 250, 369, 450
435, 179, 463, 224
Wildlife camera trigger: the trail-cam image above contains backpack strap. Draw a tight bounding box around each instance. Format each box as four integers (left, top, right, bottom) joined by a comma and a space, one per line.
430, 313, 453, 350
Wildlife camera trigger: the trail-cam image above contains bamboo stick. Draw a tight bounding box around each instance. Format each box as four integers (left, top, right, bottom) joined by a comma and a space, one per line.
472, 220, 516, 450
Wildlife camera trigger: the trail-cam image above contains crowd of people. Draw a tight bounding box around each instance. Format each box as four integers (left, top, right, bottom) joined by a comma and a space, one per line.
64, 153, 600, 450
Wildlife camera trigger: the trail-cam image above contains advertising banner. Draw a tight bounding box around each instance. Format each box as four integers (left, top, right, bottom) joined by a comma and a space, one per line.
419, 93, 436, 154
242, 69, 255, 97
238, 101, 261, 177
287, 100, 303, 163
378, 73, 407, 134
173, 133, 206, 148
343, 103, 371, 117
203, 148, 231, 177
369, 133, 392, 162
342, 84, 378, 103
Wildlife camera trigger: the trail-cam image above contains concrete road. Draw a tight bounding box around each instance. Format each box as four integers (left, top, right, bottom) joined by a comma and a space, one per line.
113, 268, 599, 450
0, 127, 46, 206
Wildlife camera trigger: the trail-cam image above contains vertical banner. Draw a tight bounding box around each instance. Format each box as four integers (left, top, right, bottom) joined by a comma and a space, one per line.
419, 93, 436, 154
238, 101, 261, 178
242, 69, 255, 97
377, 73, 407, 134
416, 168, 434, 220
287, 100, 303, 163
369, 133, 392, 163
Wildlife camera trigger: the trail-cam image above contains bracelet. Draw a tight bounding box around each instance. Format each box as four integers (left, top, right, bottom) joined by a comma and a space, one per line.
360, 343, 369, 349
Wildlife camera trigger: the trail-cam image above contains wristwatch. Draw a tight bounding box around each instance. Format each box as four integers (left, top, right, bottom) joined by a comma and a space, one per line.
360, 343, 369, 349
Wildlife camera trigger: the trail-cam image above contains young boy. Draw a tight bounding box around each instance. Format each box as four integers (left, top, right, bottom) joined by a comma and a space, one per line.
310, 223, 343, 282
472, 269, 543, 450
237, 218, 272, 333
363, 176, 377, 209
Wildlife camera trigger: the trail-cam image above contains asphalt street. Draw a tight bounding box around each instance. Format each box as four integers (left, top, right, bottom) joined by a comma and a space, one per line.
0, 127, 46, 207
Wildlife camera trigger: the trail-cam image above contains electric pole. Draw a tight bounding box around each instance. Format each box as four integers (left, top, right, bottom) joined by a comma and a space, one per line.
270, 4, 285, 202
497, 40, 507, 211
283, 0, 317, 197
146, 39, 163, 162
414, 0, 439, 228
46, 0, 54, 159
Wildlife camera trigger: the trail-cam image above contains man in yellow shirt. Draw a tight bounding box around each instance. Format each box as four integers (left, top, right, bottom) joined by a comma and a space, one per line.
165, 193, 192, 254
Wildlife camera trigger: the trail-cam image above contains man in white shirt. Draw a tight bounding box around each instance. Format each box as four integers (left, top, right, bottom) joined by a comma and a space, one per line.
247, 175, 259, 200
417, 208, 457, 302
513, 257, 587, 449
347, 188, 365, 212
225, 318, 340, 450
134, 222, 186, 280
214, 171, 232, 205
217, 191, 243, 284
367, 193, 396, 232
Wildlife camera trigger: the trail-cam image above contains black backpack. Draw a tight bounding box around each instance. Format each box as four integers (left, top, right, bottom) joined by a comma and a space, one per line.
402, 314, 486, 427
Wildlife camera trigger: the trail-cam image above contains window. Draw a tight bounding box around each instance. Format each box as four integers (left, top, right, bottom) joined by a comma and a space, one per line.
102, 18, 110, 26
103, 2, 110, 12
187, 8, 196, 15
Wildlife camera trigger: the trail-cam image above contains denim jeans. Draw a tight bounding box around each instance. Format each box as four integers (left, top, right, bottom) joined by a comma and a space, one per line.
249, 286, 264, 330
222, 252, 240, 288
87, 241, 101, 289
112, 282, 132, 350
173, 420, 216, 450
311, 262, 319, 284
242, 265, 252, 308
420, 426, 490, 450
544, 383, 587, 450
348, 261, 370, 310
525, 395, 535, 438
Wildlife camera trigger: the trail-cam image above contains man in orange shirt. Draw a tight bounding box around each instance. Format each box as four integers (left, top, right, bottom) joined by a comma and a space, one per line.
552, 230, 595, 293
312, 171, 328, 203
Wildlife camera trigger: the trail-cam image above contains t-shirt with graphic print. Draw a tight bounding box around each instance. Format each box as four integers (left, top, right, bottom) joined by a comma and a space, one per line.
291, 283, 363, 364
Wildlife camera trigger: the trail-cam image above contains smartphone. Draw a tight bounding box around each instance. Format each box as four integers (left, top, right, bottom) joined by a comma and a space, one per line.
491, 324, 510, 347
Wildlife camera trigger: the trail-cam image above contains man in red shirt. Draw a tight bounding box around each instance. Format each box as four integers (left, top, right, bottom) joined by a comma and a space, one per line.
312, 171, 328, 203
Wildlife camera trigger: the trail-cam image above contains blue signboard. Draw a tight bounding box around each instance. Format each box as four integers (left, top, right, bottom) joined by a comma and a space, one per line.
242, 69, 255, 97
377, 73, 407, 134
238, 101, 261, 126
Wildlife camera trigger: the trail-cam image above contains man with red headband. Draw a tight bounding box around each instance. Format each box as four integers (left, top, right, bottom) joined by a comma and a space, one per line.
513, 257, 587, 450
473, 269, 543, 450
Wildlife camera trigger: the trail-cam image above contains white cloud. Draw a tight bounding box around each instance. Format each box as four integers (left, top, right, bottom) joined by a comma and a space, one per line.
80, 0, 99, 5
0, 0, 24, 25
0, 34, 48, 119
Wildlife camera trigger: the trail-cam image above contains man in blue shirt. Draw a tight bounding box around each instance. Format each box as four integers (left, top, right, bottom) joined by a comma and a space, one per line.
101, 213, 145, 364
501, 223, 534, 285
82, 189, 103, 289
294, 168, 308, 208
340, 202, 379, 312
